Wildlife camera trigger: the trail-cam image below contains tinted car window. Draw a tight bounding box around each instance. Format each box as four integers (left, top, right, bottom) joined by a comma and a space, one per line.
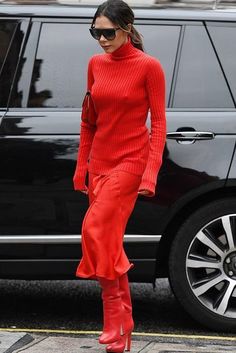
207, 23, 236, 103
0, 20, 19, 107
173, 25, 234, 108
28, 23, 98, 108
136, 24, 180, 106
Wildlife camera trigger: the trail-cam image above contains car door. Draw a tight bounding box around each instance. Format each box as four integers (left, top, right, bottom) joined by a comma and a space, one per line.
130, 18, 236, 277
0, 17, 99, 278
165, 20, 236, 207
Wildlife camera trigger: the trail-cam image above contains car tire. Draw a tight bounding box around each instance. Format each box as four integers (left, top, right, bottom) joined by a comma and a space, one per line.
169, 198, 236, 332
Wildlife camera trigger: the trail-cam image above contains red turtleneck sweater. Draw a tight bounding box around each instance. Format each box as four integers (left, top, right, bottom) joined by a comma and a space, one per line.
73, 40, 166, 197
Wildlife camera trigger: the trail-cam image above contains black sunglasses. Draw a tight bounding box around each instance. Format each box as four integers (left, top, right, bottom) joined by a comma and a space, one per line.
89, 27, 120, 41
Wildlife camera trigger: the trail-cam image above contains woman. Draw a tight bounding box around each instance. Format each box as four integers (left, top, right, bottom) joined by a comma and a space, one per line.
73, 0, 166, 352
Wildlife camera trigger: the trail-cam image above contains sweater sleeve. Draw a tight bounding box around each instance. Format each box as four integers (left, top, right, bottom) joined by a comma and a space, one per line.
73, 58, 97, 191
139, 58, 166, 197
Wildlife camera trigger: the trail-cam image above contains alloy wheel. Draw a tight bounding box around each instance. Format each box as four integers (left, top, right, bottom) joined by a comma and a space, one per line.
186, 214, 236, 318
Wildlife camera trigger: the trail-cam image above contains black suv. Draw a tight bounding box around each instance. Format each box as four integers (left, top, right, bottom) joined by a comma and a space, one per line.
0, 0, 236, 332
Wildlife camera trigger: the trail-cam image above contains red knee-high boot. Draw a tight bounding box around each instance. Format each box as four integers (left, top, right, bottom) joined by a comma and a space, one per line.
106, 273, 134, 352
98, 277, 123, 345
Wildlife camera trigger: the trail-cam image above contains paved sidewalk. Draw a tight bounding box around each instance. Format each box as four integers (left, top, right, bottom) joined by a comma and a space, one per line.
0, 331, 235, 353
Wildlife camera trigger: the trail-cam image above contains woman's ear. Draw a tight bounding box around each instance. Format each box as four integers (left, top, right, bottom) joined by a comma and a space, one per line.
127, 23, 132, 33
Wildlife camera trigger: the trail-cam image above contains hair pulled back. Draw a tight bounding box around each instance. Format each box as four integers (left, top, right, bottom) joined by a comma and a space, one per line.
91, 0, 144, 51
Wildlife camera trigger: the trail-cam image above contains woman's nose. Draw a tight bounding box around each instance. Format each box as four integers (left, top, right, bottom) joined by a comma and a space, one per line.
100, 35, 107, 42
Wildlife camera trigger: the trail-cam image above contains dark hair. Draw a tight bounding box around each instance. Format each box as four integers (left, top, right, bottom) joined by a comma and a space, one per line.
91, 0, 144, 51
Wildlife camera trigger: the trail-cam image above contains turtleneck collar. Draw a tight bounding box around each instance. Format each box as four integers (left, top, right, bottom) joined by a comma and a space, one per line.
109, 37, 139, 61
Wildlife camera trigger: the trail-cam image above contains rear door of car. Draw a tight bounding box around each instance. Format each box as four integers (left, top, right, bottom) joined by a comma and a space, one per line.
131, 15, 236, 276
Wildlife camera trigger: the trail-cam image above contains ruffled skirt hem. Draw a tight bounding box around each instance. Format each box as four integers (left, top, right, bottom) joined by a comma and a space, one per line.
75, 262, 134, 281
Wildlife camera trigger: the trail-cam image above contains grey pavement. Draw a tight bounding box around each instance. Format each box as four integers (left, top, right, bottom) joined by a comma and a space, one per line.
0, 331, 235, 353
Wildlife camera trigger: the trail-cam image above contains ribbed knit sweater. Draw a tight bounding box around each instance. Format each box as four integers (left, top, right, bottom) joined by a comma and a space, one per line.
73, 39, 166, 196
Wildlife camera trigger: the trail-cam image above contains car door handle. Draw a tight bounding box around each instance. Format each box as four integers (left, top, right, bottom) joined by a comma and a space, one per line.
167, 131, 215, 141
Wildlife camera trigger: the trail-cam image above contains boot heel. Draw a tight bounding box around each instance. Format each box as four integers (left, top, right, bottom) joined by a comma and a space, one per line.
106, 331, 132, 353
126, 332, 131, 351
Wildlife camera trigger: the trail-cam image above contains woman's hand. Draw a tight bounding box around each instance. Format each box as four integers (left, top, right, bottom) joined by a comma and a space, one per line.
77, 185, 89, 195
138, 189, 153, 197
80, 189, 88, 195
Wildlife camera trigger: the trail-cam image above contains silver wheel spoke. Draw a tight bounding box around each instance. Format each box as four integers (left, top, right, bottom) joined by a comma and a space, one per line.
222, 215, 235, 250
187, 254, 220, 269
196, 230, 224, 258
215, 281, 236, 315
193, 273, 225, 296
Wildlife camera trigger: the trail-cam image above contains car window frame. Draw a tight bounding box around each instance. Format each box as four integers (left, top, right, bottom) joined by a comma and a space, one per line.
7, 16, 236, 113
8, 17, 94, 112
169, 20, 236, 111
0, 17, 30, 110
206, 21, 236, 108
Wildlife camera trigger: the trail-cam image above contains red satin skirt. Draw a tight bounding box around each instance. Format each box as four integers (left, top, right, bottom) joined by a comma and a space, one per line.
75, 171, 142, 280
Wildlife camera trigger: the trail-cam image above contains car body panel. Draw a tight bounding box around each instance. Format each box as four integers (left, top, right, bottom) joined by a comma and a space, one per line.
0, 5, 235, 284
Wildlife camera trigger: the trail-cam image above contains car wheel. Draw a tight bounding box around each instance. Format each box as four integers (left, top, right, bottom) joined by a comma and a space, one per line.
169, 198, 236, 332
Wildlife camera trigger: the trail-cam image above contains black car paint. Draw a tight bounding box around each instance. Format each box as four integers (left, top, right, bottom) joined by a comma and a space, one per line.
0, 4, 236, 284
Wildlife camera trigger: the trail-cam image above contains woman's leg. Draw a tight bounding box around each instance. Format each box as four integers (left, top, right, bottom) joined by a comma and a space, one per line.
97, 276, 123, 344
106, 272, 133, 352
76, 171, 141, 349
119, 273, 134, 333
103, 171, 141, 352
